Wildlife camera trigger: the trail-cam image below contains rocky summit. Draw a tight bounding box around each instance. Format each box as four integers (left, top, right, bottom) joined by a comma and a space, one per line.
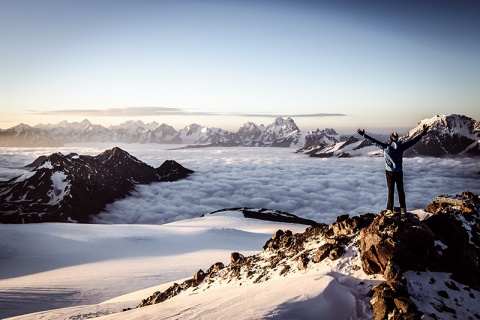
134, 192, 480, 319
0, 147, 193, 223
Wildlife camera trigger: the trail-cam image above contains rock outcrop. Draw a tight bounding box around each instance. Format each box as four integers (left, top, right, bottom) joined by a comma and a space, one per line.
203, 207, 321, 226
360, 191, 480, 319
359, 212, 436, 275
423, 191, 480, 290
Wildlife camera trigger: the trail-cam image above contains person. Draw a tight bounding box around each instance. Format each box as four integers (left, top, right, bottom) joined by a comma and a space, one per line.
357, 124, 429, 216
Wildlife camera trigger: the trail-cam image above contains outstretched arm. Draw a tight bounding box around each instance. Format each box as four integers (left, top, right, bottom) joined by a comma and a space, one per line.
402, 124, 429, 150
357, 129, 387, 150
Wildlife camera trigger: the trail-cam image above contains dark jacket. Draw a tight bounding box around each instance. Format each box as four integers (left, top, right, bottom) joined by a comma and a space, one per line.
362, 134, 422, 172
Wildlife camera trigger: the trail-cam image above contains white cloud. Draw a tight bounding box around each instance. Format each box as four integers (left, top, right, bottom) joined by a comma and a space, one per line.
1, 144, 479, 225
91, 146, 480, 225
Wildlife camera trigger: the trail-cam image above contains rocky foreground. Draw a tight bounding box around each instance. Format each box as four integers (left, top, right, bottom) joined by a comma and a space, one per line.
134, 191, 480, 319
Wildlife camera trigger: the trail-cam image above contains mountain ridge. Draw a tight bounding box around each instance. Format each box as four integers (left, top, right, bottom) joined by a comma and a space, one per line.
0, 148, 194, 223
0, 114, 478, 156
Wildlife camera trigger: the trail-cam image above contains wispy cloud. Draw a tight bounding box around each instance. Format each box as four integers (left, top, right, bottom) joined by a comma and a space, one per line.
27, 107, 346, 118
235, 112, 347, 118
27, 107, 213, 117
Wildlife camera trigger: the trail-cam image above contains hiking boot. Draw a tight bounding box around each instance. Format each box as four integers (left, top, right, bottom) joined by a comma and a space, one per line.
385, 209, 394, 217
400, 208, 407, 214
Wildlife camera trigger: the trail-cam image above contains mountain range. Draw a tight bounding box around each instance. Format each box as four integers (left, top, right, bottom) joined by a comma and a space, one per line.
0, 114, 479, 157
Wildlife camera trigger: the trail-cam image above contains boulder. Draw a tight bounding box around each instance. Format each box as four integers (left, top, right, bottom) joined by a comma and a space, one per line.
230, 252, 244, 263
369, 279, 421, 320
359, 212, 436, 275
424, 191, 480, 290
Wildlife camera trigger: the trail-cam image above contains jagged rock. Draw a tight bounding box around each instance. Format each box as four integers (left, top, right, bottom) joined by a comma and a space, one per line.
369, 279, 421, 320
230, 252, 244, 263
263, 230, 295, 251
312, 243, 334, 263
393, 296, 418, 315
359, 212, 436, 275
206, 262, 225, 274
193, 270, 205, 285
298, 254, 309, 270
326, 213, 376, 238
384, 261, 403, 281
423, 191, 480, 290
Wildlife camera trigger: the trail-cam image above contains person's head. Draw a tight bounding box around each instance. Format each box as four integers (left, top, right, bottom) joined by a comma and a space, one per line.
390, 132, 398, 141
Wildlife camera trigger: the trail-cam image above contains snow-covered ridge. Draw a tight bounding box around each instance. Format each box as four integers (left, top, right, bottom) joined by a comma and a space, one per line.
0, 114, 478, 156
0, 117, 346, 149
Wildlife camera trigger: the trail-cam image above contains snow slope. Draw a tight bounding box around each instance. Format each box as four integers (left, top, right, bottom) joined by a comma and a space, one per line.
0, 213, 308, 319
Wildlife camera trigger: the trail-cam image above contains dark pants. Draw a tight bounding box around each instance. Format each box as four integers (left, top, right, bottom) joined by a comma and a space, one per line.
386, 170, 406, 211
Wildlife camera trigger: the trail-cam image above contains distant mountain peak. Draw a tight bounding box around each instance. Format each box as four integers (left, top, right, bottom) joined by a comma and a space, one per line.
1, 114, 478, 156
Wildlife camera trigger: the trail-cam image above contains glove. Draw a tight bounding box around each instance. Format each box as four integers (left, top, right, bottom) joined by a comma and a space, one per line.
421, 124, 429, 136
357, 129, 365, 136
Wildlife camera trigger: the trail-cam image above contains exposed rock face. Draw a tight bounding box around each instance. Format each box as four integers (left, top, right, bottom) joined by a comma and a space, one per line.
359, 213, 436, 275
0, 147, 193, 223
360, 191, 480, 319
423, 191, 480, 290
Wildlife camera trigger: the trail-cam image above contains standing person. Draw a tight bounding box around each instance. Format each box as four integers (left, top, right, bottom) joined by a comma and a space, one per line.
357, 124, 429, 216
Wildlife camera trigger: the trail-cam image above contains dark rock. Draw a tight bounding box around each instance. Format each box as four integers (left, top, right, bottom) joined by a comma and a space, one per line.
205, 208, 320, 226
384, 261, 403, 281
431, 300, 456, 314
312, 243, 333, 263
445, 280, 460, 291
437, 290, 449, 299
327, 213, 376, 238
155, 159, 193, 181
424, 192, 480, 290
370, 280, 421, 320
393, 296, 418, 314
206, 262, 225, 274
298, 254, 309, 270
328, 246, 345, 260
24, 155, 48, 168
230, 252, 244, 263
359, 212, 436, 275
279, 265, 290, 276
193, 270, 205, 286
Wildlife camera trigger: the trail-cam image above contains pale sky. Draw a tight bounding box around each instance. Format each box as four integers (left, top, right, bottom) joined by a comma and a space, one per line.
1, 0, 479, 134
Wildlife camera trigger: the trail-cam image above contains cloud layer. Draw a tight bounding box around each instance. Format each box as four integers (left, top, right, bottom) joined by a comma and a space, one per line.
27, 107, 345, 119
1, 144, 479, 225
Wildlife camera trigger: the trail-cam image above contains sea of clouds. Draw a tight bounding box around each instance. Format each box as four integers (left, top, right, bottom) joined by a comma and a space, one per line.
1, 143, 479, 224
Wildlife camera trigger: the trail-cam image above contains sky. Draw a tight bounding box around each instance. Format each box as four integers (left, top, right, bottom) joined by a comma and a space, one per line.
1, 0, 479, 134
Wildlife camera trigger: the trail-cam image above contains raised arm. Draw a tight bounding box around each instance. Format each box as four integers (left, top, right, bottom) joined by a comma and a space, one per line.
357, 129, 387, 150
402, 124, 429, 150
